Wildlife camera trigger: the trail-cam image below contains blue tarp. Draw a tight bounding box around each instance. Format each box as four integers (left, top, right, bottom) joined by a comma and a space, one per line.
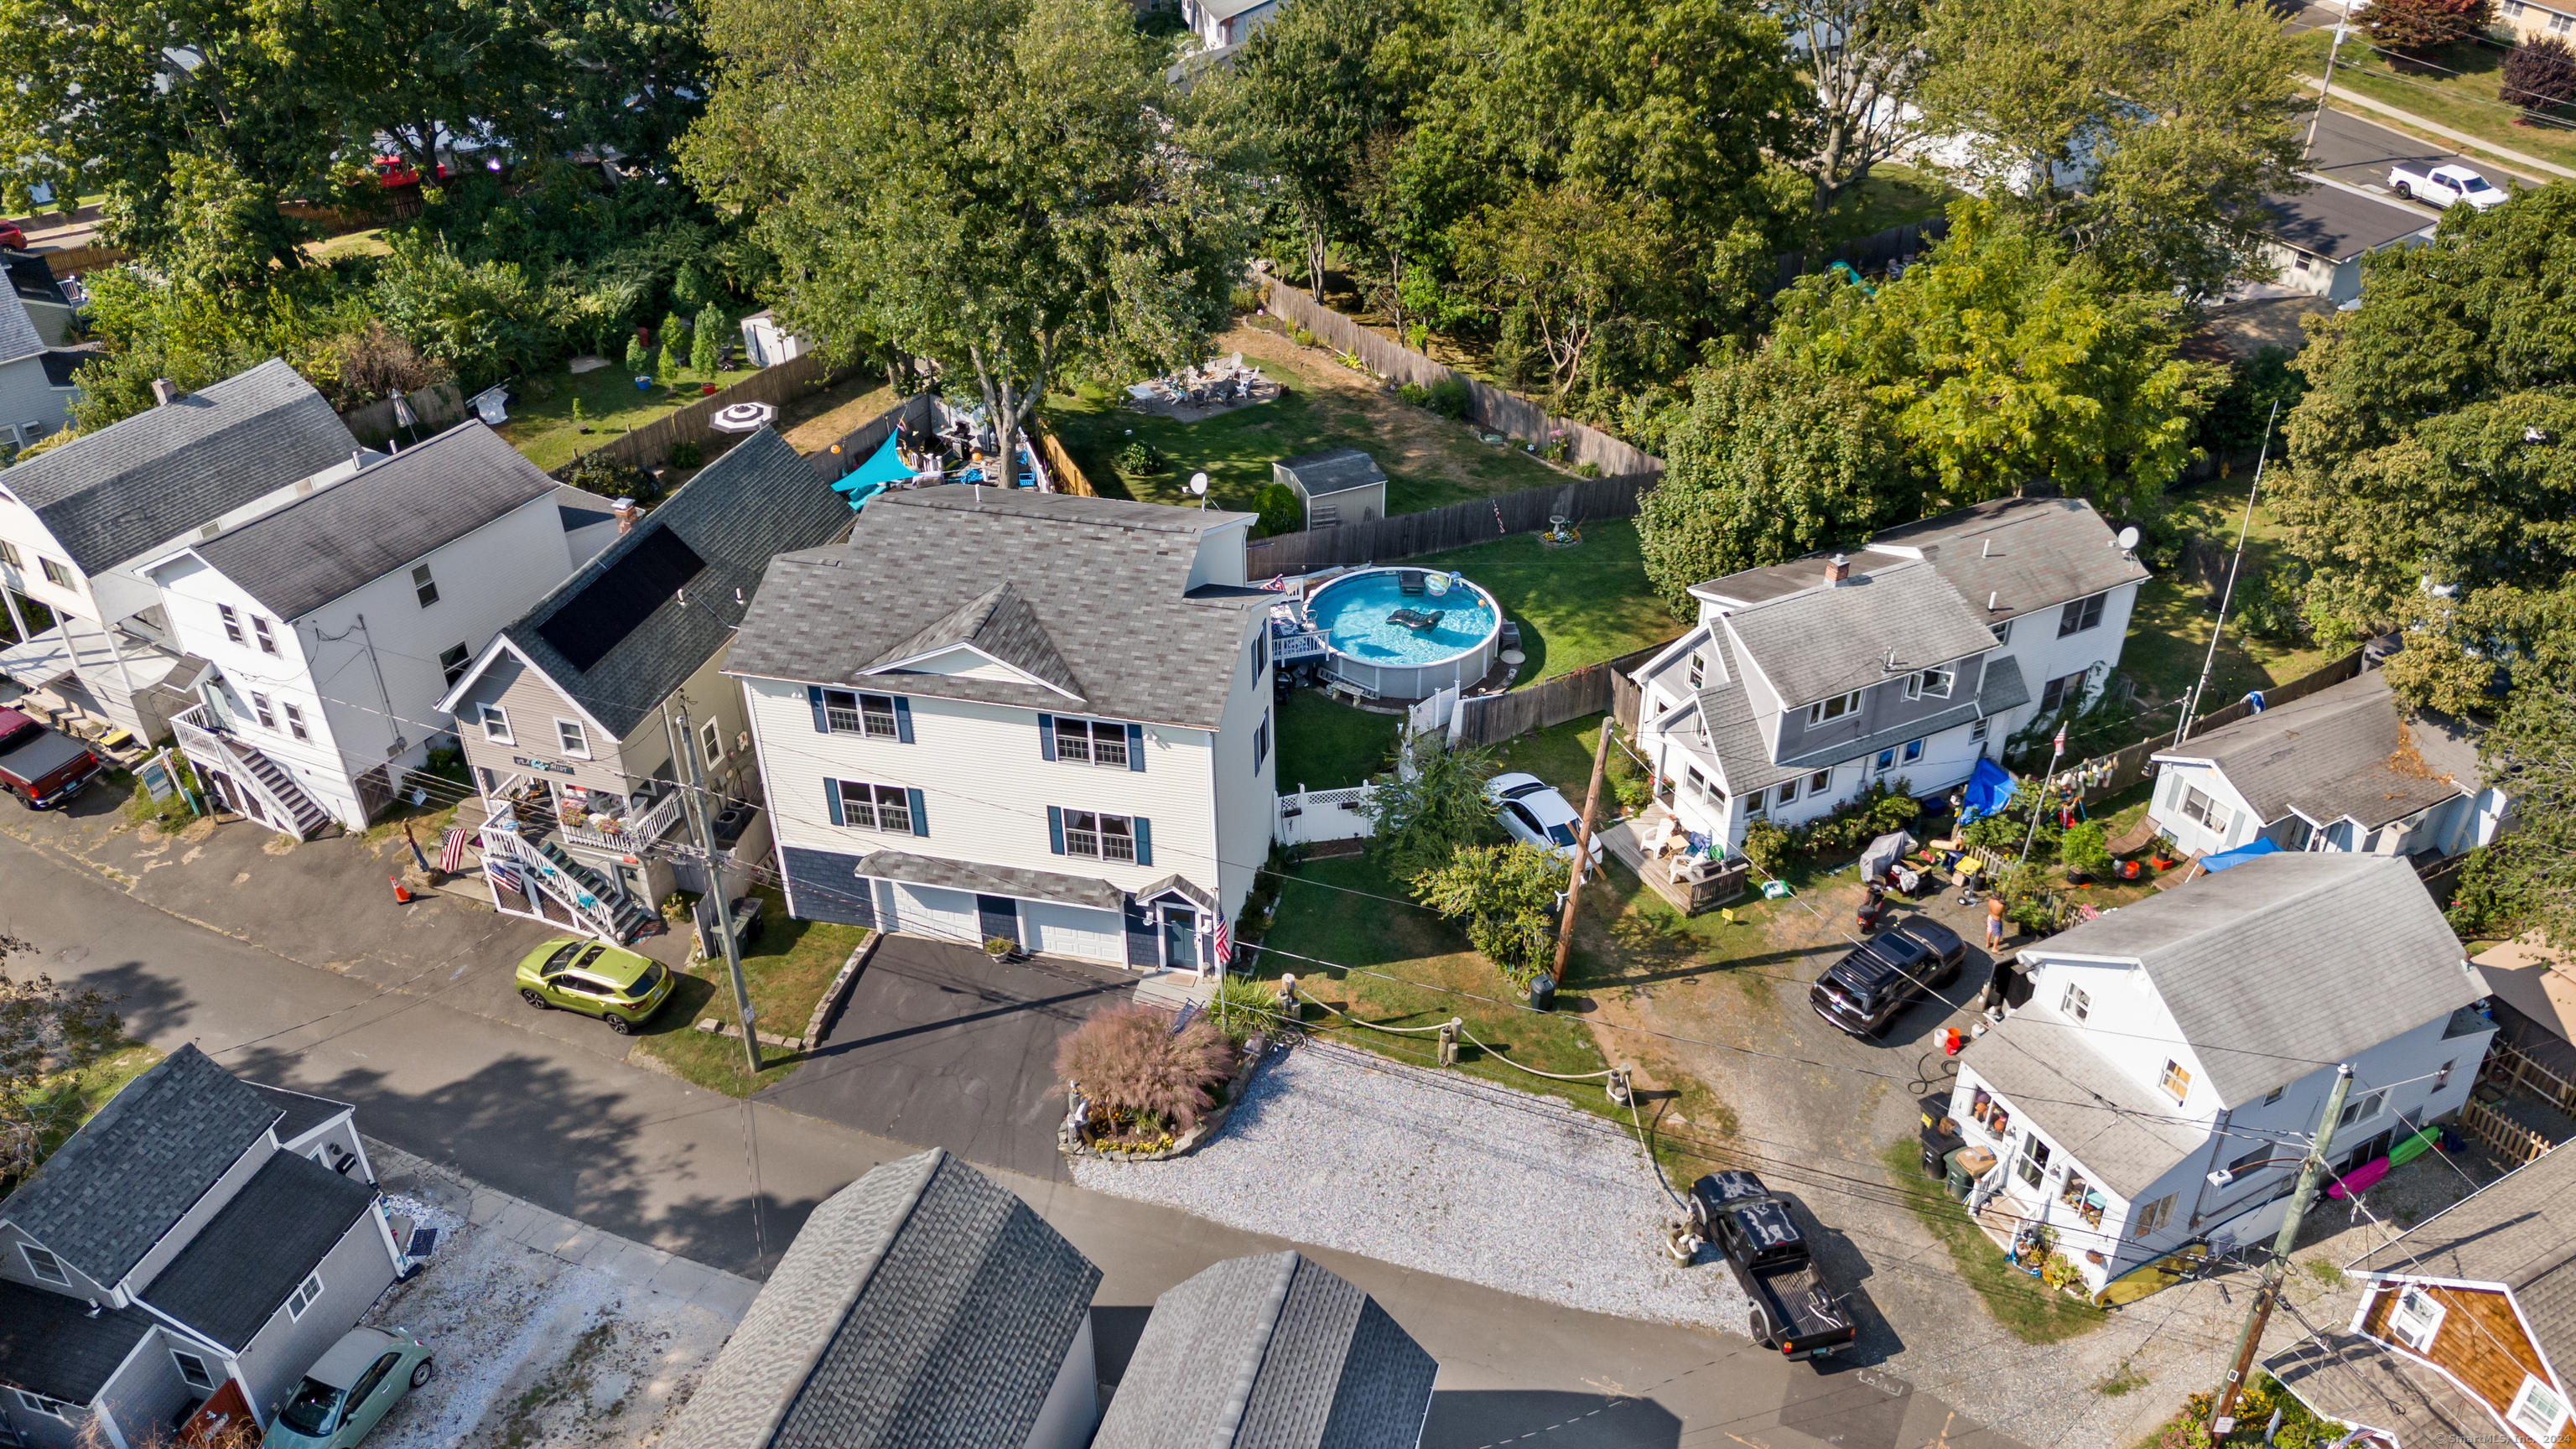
2200, 837, 2283, 872
1959, 758, 2015, 823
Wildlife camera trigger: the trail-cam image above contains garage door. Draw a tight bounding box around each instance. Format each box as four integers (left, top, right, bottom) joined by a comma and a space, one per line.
886, 883, 979, 950
1021, 901, 1127, 965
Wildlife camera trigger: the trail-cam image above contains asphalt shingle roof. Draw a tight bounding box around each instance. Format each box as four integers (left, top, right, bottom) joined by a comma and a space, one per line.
0, 1279, 159, 1403
1862, 497, 2150, 625
1093, 1250, 1439, 1449
0, 286, 42, 365
1960, 1010, 2209, 1198
0, 1044, 281, 1285
2350, 1144, 2576, 1356
2264, 183, 2434, 263
2156, 670, 2485, 831
490, 429, 851, 740
188, 421, 556, 621
662, 1148, 1101, 1449
870, 581, 1081, 697
243, 1083, 354, 1145
0, 359, 361, 574
2028, 853, 2485, 1107
5, 253, 70, 308
727, 489, 1267, 730
143, 1150, 377, 1350
1278, 448, 1386, 496
854, 851, 1126, 912
1722, 560, 2000, 711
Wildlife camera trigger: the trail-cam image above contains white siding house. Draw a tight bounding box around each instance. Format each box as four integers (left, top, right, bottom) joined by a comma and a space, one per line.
730, 489, 1273, 971
1947, 854, 2493, 1299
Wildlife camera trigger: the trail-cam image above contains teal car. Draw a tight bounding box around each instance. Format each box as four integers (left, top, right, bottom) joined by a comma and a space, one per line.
262, 1327, 433, 1448
514, 937, 673, 1034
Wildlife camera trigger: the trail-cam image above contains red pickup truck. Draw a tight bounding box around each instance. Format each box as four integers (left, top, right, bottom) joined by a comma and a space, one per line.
0, 706, 105, 808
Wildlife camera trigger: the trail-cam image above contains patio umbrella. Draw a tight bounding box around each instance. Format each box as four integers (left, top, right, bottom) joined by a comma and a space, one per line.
709, 401, 778, 434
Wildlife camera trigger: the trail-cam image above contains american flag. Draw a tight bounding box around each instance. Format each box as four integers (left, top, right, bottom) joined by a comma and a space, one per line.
1211, 911, 1233, 972
436, 827, 471, 874
487, 860, 521, 895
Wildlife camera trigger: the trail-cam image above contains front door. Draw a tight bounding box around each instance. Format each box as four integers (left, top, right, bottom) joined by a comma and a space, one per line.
977, 895, 1021, 950
1161, 906, 1199, 971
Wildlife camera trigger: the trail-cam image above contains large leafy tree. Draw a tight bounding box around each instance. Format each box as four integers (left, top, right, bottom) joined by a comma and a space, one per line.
1778, 0, 1927, 239
2363, 0, 2495, 59
2451, 691, 2576, 954
680, 0, 1250, 451
1225, 0, 1413, 304
1453, 186, 1681, 405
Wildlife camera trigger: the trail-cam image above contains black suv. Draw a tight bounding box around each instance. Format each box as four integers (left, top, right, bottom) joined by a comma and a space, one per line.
1810, 927, 1961, 1038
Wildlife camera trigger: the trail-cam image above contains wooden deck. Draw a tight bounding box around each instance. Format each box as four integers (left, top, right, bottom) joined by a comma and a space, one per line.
1601, 808, 1750, 916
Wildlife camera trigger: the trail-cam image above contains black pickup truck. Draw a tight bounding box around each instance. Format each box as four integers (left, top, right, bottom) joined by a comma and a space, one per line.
1690, 1171, 1859, 1362
0, 706, 105, 809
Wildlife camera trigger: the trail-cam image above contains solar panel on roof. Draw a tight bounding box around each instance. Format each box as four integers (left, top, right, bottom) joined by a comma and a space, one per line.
537, 524, 705, 671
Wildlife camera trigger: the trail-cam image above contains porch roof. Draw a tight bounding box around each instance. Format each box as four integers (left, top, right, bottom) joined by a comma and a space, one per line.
855, 850, 1125, 913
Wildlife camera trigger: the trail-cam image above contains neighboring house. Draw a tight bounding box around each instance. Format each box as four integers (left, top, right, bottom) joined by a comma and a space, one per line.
2262, 178, 2437, 304
0, 361, 372, 743
1947, 853, 2493, 1298
2271, 1142, 2576, 1448
1275, 447, 1387, 529
2501, 0, 2576, 45
1181, 0, 1283, 49
1634, 496, 2148, 854
2146, 667, 2506, 864
438, 429, 848, 942
0, 260, 75, 450
0, 1046, 404, 1449
139, 422, 617, 835
661, 1147, 1104, 1449
728, 488, 1273, 970
1093, 1250, 1440, 1449
6, 254, 78, 350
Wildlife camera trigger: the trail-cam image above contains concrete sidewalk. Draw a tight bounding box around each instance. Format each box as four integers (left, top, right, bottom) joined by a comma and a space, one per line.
2303, 76, 2576, 183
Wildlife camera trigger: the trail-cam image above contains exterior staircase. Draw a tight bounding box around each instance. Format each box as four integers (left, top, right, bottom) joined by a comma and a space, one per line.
478, 827, 643, 943
168, 704, 333, 839
536, 841, 656, 941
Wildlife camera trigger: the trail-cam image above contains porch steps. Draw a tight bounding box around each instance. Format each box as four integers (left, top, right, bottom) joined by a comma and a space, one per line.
1134, 969, 1218, 1014
226, 738, 331, 837
536, 841, 654, 941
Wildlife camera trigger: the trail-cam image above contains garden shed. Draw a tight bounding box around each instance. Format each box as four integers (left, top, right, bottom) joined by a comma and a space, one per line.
1275, 448, 1387, 529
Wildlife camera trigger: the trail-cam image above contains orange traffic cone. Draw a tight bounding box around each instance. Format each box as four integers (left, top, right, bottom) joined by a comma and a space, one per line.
389, 876, 413, 903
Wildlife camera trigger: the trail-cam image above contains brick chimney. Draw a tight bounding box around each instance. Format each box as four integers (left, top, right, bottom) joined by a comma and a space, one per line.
612, 497, 638, 535
150, 378, 180, 407
1824, 553, 1851, 585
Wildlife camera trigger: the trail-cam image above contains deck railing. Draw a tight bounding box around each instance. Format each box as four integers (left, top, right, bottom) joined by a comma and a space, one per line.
560, 788, 684, 854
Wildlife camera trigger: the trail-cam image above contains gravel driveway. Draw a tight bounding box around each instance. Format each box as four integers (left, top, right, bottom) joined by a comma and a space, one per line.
1071, 1037, 1753, 1332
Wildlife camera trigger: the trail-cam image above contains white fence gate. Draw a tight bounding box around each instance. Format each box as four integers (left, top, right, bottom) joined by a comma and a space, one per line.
1278, 785, 1377, 847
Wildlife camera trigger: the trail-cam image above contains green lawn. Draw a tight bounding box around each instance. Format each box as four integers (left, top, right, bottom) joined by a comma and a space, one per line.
1877, 1140, 2111, 1343
1412, 518, 1681, 683
495, 358, 740, 473
2298, 29, 2576, 174
1275, 689, 1402, 792
1044, 377, 1562, 517
1822, 163, 1962, 247
633, 887, 871, 1097
2114, 490, 2341, 743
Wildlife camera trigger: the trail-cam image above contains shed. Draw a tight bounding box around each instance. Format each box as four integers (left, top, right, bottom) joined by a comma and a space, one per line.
2259, 177, 2436, 304
737, 311, 808, 370
1275, 448, 1388, 529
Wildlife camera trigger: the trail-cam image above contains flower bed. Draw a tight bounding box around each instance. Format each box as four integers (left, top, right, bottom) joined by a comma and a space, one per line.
1062, 1035, 1270, 1163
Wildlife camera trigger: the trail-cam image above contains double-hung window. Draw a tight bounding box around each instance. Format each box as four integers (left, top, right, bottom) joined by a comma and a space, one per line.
820, 689, 902, 740
1052, 717, 1130, 768
285, 1270, 325, 1321
282, 702, 309, 742
2040, 671, 2090, 714
833, 781, 916, 834
1061, 809, 1137, 862
1902, 738, 1924, 764
1684, 766, 1724, 808
557, 719, 589, 758
2508, 1374, 2568, 1440
250, 692, 278, 730
172, 1351, 216, 1391
2159, 1059, 2192, 1103
2180, 786, 2231, 837
1875, 748, 1897, 775
2132, 1193, 2176, 1236
1253, 711, 1270, 770
2338, 1089, 2386, 1131
1809, 769, 1832, 795
480, 704, 512, 744
2014, 1133, 2052, 1188
412, 564, 439, 608
1687, 652, 1706, 689
702, 719, 723, 766
40, 557, 73, 589
21, 1244, 70, 1285
2060, 984, 2090, 1022
1806, 691, 1862, 726
1776, 776, 1800, 806
2058, 593, 2106, 636
217, 602, 246, 645
0, 540, 18, 570
252, 615, 278, 656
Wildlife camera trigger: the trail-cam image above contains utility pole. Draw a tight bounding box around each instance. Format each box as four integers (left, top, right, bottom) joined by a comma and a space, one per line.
2303, 24, 2350, 162
1550, 718, 1613, 994
672, 704, 760, 1078
2178, 402, 2281, 748
2210, 1063, 2355, 1432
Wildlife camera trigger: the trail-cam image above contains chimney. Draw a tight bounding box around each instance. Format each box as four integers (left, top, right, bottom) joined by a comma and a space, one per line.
612, 497, 637, 535
150, 378, 180, 407
1824, 553, 1851, 585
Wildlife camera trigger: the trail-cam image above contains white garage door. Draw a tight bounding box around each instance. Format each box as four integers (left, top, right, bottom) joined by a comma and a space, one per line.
886, 883, 979, 950
1021, 901, 1126, 966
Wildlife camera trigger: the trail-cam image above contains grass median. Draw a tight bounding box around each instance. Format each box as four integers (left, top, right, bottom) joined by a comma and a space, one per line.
630, 887, 870, 1097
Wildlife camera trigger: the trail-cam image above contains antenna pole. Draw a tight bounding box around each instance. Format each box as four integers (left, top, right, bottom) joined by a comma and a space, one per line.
2177, 402, 2279, 746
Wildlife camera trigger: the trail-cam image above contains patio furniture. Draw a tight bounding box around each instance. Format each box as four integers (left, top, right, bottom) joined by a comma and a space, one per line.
1398, 570, 1426, 595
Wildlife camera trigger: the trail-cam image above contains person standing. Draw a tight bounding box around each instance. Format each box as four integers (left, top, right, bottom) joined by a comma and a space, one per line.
1986, 894, 2008, 952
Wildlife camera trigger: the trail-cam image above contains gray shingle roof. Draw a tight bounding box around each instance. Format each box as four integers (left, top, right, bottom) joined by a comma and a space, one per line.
0, 1279, 159, 1403
0, 1044, 281, 1285
1278, 448, 1386, 497
1093, 1250, 1438, 1449
1978, 655, 2030, 715
0, 359, 361, 574
491, 429, 851, 740
1779, 699, 1983, 773
1959, 1009, 2209, 1198
2154, 669, 2485, 831
187, 421, 555, 621
1862, 497, 2151, 626
1723, 560, 1999, 711
2264, 183, 2434, 264
243, 1083, 353, 1146
6, 253, 70, 308
2350, 1144, 2576, 1358
143, 1150, 377, 1350
0, 286, 42, 366
870, 581, 1081, 698
855, 851, 1126, 912
2264, 1329, 2486, 1446
727, 490, 1266, 730
1688, 631, 1804, 797
662, 1148, 1101, 1449
2029, 853, 2485, 1107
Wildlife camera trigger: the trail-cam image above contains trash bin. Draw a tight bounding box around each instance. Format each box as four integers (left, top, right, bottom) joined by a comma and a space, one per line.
1919, 1095, 1965, 1178
1529, 972, 1556, 1011
1946, 1145, 1997, 1202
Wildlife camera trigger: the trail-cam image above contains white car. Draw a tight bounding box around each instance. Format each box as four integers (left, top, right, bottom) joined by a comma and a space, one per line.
2387, 163, 2509, 211
1488, 773, 1607, 865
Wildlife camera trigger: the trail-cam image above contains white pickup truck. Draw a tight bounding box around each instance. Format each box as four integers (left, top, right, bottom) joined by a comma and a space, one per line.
2387, 162, 2511, 210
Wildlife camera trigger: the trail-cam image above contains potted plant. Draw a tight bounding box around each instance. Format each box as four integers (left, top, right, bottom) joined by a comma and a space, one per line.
984, 936, 1015, 962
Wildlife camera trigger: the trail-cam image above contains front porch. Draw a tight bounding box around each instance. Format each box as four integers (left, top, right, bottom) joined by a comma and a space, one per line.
0, 617, 204, 745
1599, 802, 1749, 916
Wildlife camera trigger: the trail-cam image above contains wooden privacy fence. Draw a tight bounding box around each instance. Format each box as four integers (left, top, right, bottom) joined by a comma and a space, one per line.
1259, 282, 1662, 479
340, 382, 464, 448
1031, 421, 1098, 497
1448, 640, 1681, 748
2460, 1095, 2563, 1168
40, 244, 127, 277
1767, 215, 1952, 294
1245, 471, 1657, 574
571, 351, 848, 472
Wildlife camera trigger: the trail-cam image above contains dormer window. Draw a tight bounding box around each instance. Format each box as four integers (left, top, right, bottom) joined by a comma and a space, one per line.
2060, 984, 2090, 1021
1806, 691, 1862, 726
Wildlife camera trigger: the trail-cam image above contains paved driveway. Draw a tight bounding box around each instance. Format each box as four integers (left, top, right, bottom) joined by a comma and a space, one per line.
759, 936, 1135, 1179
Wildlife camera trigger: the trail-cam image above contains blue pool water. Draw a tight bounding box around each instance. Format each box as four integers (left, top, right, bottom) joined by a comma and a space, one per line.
1306, 570, 1498, 666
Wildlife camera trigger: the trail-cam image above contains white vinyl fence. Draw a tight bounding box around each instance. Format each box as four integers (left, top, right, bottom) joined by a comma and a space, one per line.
1278, 785, 1377, 846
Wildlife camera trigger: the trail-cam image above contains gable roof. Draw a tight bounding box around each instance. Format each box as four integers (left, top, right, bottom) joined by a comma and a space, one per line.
727, 489, 1266, 730
0, 283, 42, 366
243, 1083, 355, 1146
1092, 1251, 1439, 1449
1722, 560, 2000, 710
1690, 497, 2148, 621
662, 1148, 1101, 1449
869, 580, 1080, 697
2350, 1143, 2576, 1357
478, 429, 849, 740
2028, 854, 2484, 1106
143, 1150, 377, 1349
1958, 1010, 2209, 1198
0, 1045, 282, 1285
184, 421, 556, 621
0, 359, 361, 574
2155, 669, 2485, 831
0, 1279, 159, 1404
1278, 448, 1386, 496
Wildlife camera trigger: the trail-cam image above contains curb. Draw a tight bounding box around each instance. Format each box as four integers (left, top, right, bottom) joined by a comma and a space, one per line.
806, 931, 880, 1046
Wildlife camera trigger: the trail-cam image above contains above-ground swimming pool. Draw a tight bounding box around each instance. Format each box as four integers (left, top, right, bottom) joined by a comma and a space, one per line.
1303, 567, 1504, 699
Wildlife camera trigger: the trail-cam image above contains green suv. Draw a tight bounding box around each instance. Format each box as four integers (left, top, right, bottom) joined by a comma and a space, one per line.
261, 1327, 433, 1448
514, 937, 673, 1034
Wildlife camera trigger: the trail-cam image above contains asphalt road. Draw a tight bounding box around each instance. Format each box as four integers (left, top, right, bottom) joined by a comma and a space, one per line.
2300, 104, 2501, 199
1, 825, 2028, 1449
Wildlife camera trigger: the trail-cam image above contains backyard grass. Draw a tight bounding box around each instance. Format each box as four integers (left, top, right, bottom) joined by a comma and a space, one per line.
12, 1042, 164, 1184
1877, 1139, 2111, 1343
2297, 29, 2576, 175
1413, 518, 1681, 683
631, 887, 870, 1097
2111, 489, 2342, 750
1822, 164, 1963, 246
302, 227, 393, 264
1275, 689, 1401, 792
494, 357, 741, 473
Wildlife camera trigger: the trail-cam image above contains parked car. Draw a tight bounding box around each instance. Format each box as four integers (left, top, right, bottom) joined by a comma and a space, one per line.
0, 219, 25, 249
1689, 1171, 1857, 1363
2387, 163, 2509, 211
1889, 916, 1967, 975
1809, 928, 1959, 1039
262, 1327, 434, 1448
0, 706, 105, 808
1488, 772, 1607, 866
513, 937, 673, 1034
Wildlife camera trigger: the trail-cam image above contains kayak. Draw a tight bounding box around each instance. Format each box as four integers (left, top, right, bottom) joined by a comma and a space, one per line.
2329, 1155, 2392, 1199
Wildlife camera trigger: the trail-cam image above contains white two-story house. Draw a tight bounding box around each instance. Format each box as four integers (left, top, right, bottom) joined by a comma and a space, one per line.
0, 1046, 405, 1449
143, 421, 619, 834
728, 489, 1273, 972
2147, 667, 2510, 865
1948, 853, 2493, 1299
1633, 497, 2148, 853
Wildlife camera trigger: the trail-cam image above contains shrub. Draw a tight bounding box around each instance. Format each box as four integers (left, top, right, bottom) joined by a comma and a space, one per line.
667, 439, 704, 469
1424, 376, 1472, 419
1411, 841, 1570, 987
1395, 382, 1430, 408
1291, 325, 1317, 346
1208, 975, 1281, 1042
625, 335, 652, 373
1576, 460, 1601, 478
2363, 0, 2493, 57
658, 342, 682, 378
1406, 321, 1430, 352
1742, 819, 1792, 872
1254, 482, 1303, 538
329, 320, 445, 407
2236, 561, 2313, 643
2060, 821, 2112, 879
1114, 439, 1166, 476
1361, 736, 1502, 880
2504, 36, 2576, 116
570, 397, 587, 425
1228, 283, 1265, 314
1055, 1005, 1238, 1132
691, 304, 724, 372
561, 450, 651, 501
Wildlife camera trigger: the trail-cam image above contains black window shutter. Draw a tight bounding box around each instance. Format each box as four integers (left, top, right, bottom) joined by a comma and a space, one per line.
894, 696, 915, 744
1047, 806, 1065, 854
1134, 816, 1153, 866
1039, 714, 1057, 761
824, 779, 844, 827
808, 685, 828, 732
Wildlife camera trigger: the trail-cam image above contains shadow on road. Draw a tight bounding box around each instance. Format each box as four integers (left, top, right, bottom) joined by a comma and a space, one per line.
1423, 1389, 1683, 1449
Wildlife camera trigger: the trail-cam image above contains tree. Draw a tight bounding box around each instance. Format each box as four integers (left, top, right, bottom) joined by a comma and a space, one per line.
66, 269, 347, 432
1636, 346, 1910, 615
1, 930, 126, 1193
2449, 690, 2576, 955
369, 233, 562, 394
2503, 37, 2576, 117
1360, 735, 1502, 881
1770, 200, 2220, 515
2362, 0, 2495, 59
1453, 186, 1681, 405
1411, 842, 1571, 986
679, 0, 1249, 468
1225, 0, 1410, 304
692, 304, 724, 372
1777, 0, 1928, 238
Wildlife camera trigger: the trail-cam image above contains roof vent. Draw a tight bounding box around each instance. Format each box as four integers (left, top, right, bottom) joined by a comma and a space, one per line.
1981, 538, 1992, 558
84, 1300, 101, 1318
1824, 553, 1851, 585
150, 378, 181, 407
1883, 647, 1898, 672
1988, 590, 1998, 611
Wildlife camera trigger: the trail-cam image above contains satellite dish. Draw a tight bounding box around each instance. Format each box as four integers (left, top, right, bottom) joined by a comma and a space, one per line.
2116, 526, 2141, 553
1188, 472, 1209, 496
